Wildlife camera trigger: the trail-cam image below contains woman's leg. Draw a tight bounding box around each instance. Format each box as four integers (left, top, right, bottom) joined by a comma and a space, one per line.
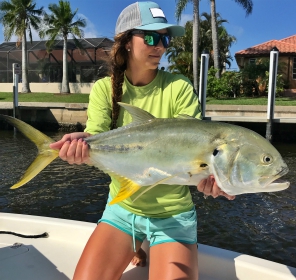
149, 242, 198, 280
73, 222, 142, 280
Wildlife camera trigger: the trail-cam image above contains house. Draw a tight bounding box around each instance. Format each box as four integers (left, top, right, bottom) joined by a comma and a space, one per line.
235, 34, 296, 95
0, 37, 114, 83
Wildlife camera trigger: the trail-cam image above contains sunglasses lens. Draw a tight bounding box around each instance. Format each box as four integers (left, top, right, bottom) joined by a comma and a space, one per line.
144, 33, 159, 46
161, 35, 170, 48
143, 32, 170, 48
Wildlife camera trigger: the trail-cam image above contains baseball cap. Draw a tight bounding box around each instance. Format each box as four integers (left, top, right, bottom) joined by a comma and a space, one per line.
115, 1, 185, 37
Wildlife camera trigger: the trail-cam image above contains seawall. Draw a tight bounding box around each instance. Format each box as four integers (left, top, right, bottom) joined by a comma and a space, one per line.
1, 102, 296, 142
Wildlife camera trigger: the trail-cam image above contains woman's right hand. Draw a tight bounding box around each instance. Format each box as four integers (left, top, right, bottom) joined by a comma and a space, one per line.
197, 175, 235, 200
49, 132, 92, 165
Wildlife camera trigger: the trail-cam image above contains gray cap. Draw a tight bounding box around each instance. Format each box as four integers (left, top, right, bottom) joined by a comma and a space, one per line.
115, 1, 185, 37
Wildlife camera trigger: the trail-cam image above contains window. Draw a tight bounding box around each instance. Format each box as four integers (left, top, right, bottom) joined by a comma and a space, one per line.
249, 58, 256, 64
293, 57, 296, 80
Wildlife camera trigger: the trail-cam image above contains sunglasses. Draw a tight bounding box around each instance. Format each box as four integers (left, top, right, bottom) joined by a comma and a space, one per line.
131, 30, 171, 48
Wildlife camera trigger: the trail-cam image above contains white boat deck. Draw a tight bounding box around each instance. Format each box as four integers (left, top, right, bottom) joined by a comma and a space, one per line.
1, 213, 295, 280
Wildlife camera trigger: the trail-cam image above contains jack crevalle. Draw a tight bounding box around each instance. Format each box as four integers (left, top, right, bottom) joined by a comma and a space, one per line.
0, 103, 289, 204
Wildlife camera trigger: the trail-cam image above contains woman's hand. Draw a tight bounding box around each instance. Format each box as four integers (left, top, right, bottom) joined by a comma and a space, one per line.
49, 132, 92, 165
197, 175, 235, 200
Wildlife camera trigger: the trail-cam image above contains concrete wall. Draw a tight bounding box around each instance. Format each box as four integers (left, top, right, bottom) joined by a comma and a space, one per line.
0, 83, 94, 94
206, 104, 296, 119
1, 103, 296, 141
1, 103, 296, 126
0, 102, 88, 131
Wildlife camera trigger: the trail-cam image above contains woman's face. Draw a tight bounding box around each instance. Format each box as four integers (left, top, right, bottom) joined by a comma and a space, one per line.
127, 29, 168, 70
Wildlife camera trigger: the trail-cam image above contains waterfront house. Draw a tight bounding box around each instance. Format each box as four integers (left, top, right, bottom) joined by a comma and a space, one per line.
0, 38, 113, 84
235, 34, 296, 95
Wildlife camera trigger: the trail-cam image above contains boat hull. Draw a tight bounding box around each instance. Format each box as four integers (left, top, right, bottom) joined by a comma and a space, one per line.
0, 213, 295, 280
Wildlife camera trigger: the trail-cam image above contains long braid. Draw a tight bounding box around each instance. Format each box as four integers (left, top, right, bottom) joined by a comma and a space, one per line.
110, 32, 132, 130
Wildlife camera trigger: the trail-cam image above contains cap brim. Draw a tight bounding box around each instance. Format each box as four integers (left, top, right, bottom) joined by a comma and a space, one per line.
134, 23, 185, 37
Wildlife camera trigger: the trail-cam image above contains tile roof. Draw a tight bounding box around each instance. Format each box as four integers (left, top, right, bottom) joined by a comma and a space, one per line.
235, 34, 296, 56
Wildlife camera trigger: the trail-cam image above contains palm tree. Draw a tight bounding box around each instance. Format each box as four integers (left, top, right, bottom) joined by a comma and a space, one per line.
166, 21, 194, 81
40, 0, 86, 93
0, 0, 44, 93
211, 0, 253, 78
166, 15, 236, 80
210, 0, 219, 78
200, 12, 236, 70
175, 0, 200, 93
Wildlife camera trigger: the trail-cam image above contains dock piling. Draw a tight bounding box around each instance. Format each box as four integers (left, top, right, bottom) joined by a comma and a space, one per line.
198, 50, 210, 119
266, 47, 279, 142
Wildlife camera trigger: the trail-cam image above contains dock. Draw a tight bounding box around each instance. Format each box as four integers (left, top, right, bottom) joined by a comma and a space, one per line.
204, 104, 296, 123
0, 102, 296, 142
1, 103, 296, 124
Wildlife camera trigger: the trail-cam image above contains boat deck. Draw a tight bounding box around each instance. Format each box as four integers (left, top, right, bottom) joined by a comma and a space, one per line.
1, 213, 296, 280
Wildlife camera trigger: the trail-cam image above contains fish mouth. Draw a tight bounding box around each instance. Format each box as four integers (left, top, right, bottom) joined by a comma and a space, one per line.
262, 166, 290, 192
275, 166, 289, 177
264, 180, 290, 192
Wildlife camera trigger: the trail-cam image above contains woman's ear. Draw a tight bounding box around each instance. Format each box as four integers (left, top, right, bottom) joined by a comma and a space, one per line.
125, 43, 131, 52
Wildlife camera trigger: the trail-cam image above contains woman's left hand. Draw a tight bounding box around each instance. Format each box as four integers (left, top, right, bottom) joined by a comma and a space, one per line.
197, 175, 235, 200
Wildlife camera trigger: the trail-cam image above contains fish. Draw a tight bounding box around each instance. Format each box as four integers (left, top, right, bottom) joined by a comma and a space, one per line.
0, 102, 290, 205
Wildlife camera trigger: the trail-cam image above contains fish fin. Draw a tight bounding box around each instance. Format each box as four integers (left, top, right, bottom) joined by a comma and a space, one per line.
131, 183, 158, 203
0, 115, 56, 148
118, 102, 155, 123
131, 159, 210, 201
0, 114, 59, 189
132, 173, 182, 202
11, 152, 59, 189
109, 177, 141, 205
132, 163, 209, 202
91, 161, 142, 205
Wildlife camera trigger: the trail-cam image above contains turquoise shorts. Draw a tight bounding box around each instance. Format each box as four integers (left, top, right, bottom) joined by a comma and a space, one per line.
99, 195, 197, 252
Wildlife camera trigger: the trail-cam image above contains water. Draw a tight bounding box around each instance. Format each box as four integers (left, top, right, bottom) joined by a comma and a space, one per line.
0, 130, 295, 268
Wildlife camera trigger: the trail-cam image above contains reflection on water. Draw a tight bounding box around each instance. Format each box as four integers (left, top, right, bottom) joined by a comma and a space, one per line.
0, 130, 295, 268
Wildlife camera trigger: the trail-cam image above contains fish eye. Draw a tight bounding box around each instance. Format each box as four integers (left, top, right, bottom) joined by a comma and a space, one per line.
262, 154, 273, 164
213, 148, 219, 156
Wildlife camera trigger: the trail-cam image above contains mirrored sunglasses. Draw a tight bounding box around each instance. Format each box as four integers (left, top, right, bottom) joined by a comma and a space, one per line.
131, 30, 171, 48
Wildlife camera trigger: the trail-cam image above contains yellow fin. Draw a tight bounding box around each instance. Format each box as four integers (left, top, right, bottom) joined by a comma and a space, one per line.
109, 177, 141, 205
131, 173, 182, 202
10, 152, 59, 189
0, 114, 55, 149
0, 114, 59, 189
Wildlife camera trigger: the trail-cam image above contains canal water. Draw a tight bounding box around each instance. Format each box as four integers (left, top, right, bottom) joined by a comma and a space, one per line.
0, 129, 295, 268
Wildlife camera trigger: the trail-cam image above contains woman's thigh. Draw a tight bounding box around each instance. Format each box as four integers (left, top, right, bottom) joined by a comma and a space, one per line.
149, 242, 198, 280
73, 222, 142, 280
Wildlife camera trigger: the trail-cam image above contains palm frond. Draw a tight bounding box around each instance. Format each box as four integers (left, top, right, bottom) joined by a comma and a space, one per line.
233, 0, 253, 16
175, 0, 191, 22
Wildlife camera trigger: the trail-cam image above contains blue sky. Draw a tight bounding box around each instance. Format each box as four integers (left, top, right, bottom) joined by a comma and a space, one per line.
1, 0, 295, 69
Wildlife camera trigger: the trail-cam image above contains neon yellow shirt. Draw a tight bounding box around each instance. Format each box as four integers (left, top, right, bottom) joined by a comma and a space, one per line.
85, 70, 201, 218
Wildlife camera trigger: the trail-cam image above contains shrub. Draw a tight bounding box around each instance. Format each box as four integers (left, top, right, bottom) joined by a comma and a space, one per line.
207, 67, 241, 98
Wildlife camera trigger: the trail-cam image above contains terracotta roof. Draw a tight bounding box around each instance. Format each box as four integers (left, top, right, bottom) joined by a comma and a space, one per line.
235, 34, 296, 56
281, 34, 296, 45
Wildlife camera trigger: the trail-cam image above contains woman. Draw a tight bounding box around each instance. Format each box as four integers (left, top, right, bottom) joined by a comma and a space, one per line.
50, 2, 234, 279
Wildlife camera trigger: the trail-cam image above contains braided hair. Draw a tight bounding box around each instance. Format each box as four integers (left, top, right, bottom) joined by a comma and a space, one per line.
110, 31, 133, 130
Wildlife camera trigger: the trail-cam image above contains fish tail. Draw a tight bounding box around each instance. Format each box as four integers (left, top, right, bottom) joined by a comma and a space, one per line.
0, 115, 59, 189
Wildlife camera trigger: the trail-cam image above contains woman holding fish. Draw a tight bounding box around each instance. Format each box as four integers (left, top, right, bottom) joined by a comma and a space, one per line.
50, 2, 234, 279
